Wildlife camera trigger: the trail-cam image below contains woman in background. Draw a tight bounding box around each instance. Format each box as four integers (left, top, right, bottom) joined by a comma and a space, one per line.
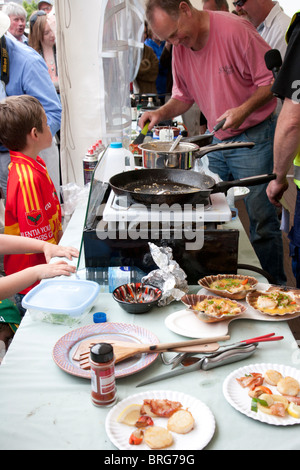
28, 10, 59, 93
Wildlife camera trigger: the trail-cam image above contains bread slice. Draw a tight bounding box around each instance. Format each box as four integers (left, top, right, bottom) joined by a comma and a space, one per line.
167, 409, 194, 434
144, 426, 173, 449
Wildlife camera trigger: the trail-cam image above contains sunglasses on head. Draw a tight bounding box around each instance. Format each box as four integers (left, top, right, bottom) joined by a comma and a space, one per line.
30, 10, 47, 29
233, 0, 247, 7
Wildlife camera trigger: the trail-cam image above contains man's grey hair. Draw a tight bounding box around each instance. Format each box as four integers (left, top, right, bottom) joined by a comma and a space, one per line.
145, 0, 193, 22
2, 2, 27, 18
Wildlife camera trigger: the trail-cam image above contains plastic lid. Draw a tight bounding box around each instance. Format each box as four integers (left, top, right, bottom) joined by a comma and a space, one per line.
90, 343, 113, 363
93, 312, 107, 323
110, 142, 122, 149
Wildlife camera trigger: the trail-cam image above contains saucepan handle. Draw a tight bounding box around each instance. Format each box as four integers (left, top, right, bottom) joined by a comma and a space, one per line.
212, 173, 276, 194
195, 141, 255, 159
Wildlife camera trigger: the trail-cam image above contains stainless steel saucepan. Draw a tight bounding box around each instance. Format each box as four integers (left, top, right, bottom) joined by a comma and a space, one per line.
139, 140, 255, 170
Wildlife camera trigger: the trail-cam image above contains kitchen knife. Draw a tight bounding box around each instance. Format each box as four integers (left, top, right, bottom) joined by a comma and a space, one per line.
136, 343, 257, 387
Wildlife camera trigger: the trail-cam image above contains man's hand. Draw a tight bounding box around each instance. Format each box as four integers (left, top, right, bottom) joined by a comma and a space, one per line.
266, 178, 289, 207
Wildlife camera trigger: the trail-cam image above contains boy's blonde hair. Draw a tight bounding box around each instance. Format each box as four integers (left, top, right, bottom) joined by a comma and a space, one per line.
0, 95, 44, 151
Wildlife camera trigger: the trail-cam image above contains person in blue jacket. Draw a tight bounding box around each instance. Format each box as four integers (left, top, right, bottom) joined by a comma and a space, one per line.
0, 11, 61, 197
145, 21, 169, 104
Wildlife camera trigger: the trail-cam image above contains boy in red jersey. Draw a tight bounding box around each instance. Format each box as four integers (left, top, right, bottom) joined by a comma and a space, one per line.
0, 95, 70, 314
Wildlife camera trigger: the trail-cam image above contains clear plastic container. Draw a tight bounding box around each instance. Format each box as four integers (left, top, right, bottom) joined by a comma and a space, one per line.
21, 279, 100, 325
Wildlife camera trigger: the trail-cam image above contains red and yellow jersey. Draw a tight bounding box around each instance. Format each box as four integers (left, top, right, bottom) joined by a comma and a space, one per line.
4, 151, 62, 294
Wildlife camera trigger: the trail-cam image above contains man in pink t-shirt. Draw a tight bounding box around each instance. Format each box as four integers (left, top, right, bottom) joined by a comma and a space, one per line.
139, 0, 286, 285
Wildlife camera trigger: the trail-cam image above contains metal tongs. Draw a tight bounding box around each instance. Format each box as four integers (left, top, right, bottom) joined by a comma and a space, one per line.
136, 333, 283, 387
167, 332, 283, 369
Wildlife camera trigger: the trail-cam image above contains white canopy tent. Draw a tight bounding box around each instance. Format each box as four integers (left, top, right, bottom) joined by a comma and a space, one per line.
56, 0, 144, 187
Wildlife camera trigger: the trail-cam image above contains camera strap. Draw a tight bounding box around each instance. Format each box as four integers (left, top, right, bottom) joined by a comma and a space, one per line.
0, 36, 9, 87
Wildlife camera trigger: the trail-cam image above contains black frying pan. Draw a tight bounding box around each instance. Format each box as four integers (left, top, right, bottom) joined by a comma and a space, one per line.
109, 169, 276, 205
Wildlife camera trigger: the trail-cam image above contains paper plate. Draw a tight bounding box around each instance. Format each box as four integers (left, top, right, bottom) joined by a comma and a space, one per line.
105, 390, 215, 450
223, 363, 300, 426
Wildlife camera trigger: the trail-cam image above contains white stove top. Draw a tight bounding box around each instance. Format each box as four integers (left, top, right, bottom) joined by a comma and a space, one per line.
103, 190, 232, 223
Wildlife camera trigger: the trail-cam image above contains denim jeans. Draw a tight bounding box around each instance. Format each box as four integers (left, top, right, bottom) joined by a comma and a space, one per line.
289, 188, 300, 287
206, 115, 286, 285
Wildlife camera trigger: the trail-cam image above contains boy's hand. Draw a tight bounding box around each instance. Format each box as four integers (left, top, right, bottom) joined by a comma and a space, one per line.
43, 244, 79, 263
36, 261, 77, 280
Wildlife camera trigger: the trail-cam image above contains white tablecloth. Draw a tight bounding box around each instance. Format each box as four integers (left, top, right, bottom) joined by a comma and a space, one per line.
0, 202, 299, 450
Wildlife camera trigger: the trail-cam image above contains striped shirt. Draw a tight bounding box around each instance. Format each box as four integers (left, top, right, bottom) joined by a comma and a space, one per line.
4, 151, 62, 294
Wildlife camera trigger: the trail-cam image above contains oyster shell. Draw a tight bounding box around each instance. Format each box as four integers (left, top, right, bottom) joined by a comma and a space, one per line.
181, 294, 246, 323
246, 287, 300, 316
198, 274, 258, 300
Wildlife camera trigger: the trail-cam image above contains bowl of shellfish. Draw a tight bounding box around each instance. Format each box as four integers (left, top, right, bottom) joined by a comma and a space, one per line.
246, 286, 300, 317
198, 274, 258, 300
181, 294, 247, 323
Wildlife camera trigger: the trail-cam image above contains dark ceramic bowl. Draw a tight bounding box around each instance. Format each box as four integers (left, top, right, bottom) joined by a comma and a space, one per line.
112, 282, 162, 314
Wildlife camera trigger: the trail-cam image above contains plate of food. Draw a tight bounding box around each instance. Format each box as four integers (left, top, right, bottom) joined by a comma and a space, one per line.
198, 274, 258, 300
52, 322, 160, 379
165, 283, 300, 339
105, 390, 215, 450
223, 363, 300, 426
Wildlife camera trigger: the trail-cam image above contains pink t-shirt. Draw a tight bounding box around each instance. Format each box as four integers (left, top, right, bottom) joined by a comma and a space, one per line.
172, 11, 277, 140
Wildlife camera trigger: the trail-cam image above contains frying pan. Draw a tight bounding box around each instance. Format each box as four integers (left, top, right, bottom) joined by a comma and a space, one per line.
109, 169, 276, 205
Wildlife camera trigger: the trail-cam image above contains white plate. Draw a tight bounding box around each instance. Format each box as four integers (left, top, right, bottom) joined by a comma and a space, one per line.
165, 283, 300, 339
105, 390, 215, 450
223, 363, 300, 426
234, 186, 250, 201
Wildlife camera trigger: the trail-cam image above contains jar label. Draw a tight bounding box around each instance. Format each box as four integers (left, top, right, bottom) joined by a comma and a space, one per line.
91, 368, 116, 396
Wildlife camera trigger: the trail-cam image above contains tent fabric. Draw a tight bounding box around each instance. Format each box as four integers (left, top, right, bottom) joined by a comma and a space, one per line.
56, 0, 144, 187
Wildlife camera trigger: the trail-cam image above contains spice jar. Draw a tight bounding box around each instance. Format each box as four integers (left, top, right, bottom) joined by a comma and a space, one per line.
89, 343, 117, 407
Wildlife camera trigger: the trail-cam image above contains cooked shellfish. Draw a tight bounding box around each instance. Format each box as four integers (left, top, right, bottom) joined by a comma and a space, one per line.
246, 288, 300, 316
198, 274, 258, 300
181, 294, 246, 323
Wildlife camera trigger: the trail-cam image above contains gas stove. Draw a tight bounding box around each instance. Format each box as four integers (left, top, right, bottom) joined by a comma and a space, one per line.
83, 185, 239, 286
103, 190, 232, 225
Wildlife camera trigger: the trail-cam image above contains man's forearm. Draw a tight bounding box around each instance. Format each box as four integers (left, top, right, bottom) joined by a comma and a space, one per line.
157, 98, 192, 122
273, 98, 300, 183
239, 85, 274, 120
221, 85, 274, 129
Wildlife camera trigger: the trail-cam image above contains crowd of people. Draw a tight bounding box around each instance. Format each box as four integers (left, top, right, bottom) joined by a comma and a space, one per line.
0, 0, 299, 362
0, 1, 78, 363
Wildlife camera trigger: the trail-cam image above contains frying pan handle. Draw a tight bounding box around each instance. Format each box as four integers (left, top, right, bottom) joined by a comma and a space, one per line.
195, 141, 255, 159
212, 173, 276, 194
